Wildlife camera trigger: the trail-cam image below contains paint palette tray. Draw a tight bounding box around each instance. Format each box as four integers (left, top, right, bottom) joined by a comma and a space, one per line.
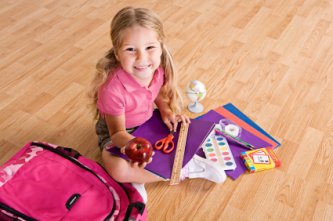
202, 124, 237, 170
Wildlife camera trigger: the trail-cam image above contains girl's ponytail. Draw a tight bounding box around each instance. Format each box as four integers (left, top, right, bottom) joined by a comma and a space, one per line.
88, 48, 118, 116
161, 45, 184, 114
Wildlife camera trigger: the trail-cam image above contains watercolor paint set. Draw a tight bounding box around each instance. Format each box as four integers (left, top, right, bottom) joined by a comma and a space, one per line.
201, 124, 237, 170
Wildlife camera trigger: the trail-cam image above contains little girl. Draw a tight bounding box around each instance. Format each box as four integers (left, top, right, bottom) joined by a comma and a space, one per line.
90, 7, 226, 196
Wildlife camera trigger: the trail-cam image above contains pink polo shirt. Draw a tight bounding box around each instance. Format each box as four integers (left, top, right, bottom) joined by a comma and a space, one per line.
97, 67, 164, 128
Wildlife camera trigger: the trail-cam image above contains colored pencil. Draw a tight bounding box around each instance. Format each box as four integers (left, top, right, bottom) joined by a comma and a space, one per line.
215, 129, 255, 150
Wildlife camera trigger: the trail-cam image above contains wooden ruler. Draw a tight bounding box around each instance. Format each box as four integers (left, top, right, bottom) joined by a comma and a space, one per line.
170, 123, 189, 185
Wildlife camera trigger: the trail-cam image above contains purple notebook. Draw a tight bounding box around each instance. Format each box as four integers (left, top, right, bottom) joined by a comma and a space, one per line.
196, 110, 271, 180
109, 110, 214, 179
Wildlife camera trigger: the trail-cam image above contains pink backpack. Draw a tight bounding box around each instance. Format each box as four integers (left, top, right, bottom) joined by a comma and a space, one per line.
0, 141, 147, 221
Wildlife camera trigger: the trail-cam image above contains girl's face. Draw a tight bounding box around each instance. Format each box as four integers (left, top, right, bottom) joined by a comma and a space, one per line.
116, 25, 162, 86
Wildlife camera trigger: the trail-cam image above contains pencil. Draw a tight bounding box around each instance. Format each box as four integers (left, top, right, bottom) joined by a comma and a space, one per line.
215, 129, 255, 150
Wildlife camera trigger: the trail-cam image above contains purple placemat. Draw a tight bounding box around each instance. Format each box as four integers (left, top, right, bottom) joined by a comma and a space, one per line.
109, 110, 214, 179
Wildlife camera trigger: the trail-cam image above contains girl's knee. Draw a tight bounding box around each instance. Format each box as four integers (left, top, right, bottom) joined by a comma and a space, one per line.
101, 149, 130, 182
108, 167, 129, 183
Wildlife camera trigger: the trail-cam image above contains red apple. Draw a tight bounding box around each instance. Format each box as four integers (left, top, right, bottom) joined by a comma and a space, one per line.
125, 137, 153, 163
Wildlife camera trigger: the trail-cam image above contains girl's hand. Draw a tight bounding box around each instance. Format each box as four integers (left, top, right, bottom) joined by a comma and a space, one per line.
160, 110, 191, 132
121, 147, 154, 168
129, 153, 154, 168
129, 160, 149, 169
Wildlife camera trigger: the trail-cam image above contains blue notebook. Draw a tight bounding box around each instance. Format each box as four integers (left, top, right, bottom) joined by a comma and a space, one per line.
223, 103, 281, 147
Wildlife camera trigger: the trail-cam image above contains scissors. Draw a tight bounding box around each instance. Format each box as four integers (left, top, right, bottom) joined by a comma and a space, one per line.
154, 131, 175, 154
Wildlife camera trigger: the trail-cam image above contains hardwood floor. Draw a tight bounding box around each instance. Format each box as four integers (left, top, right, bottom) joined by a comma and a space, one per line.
1, 0, 333, 220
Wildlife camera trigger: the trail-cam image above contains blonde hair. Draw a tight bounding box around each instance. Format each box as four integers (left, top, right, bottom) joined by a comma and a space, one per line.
89, 7, 183, 115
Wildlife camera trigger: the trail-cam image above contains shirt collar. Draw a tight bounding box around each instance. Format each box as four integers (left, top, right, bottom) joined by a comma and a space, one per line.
116, 67, 163, 92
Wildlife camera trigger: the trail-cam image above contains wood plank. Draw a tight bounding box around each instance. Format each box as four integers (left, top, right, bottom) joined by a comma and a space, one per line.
1, 0, 333, 220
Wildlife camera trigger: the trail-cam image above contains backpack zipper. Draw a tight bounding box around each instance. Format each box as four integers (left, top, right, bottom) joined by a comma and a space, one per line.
0, 202, 38, 221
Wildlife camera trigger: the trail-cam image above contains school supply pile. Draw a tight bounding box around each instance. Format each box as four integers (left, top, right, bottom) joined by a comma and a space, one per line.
0, 141, 146, 221
197, 103, 281, 179
109, 103, 281, 182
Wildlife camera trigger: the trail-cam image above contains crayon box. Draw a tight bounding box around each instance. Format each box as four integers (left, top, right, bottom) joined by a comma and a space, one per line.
240, 148, 281, 173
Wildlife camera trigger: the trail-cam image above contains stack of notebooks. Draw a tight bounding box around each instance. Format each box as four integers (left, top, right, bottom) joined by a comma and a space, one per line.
110, 103, 281, 180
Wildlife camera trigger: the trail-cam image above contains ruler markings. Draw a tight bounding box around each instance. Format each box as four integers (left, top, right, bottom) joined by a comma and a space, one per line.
170, 123, 189, 185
